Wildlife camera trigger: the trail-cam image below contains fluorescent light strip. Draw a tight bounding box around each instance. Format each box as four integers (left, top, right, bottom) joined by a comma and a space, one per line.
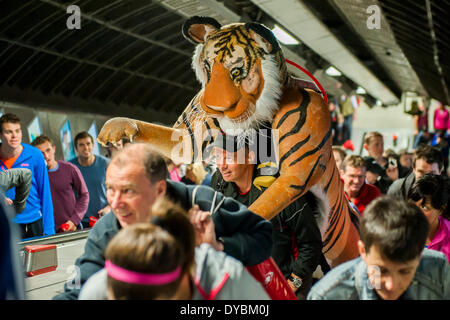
325, 66, 342, 76
356, 86, 366, 94
271, 25, 299, 45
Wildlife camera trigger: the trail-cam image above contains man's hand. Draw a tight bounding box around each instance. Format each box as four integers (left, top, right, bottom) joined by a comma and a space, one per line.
4, 197, 13, 206
188, 205, 224, 251
98, 205, 111, 217
64, 220, 77, 232
287, 273, 302, 293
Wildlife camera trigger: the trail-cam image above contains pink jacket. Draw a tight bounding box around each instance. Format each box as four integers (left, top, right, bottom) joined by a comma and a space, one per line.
169, 167, 181, 182
434, 108, 449, 131
428, 216, 450, 262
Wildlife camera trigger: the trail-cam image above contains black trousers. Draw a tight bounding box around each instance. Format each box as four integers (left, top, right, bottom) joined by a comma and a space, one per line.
19, 218, 43, 239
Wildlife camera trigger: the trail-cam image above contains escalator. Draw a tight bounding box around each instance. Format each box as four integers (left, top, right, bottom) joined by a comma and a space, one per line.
19, 230, 90, 300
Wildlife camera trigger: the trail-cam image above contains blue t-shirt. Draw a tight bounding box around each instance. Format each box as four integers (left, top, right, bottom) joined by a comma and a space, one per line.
69, 155, 109, 224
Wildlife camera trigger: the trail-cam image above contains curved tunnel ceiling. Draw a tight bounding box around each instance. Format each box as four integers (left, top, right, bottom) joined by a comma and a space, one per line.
0, 0, 447, 126
0, 0, 200, 123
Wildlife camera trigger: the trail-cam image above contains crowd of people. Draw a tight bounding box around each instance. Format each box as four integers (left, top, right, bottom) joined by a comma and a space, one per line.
0, 100, 449, 300
0, 112, 113, 238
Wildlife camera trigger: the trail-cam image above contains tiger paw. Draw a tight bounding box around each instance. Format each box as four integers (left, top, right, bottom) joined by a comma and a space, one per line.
97, 117, 139, 146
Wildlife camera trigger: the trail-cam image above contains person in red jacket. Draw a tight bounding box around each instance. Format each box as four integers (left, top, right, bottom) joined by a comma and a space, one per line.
340, 155, 381, 216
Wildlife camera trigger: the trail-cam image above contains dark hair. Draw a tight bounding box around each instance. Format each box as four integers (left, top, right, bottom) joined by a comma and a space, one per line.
111, 144, 169, 184
150, 197, 196, 274
408, 174, 450, 220
397, 148, 411, 157
105, 223, 183, 300
360, 196, 429, 262
73, 131, 93, 148
413, 144, 444, 171
0, 113, 21, 133
105, 198, 196, 300
31, 135, 54, 147
383, 148, 396, 158
143, 149, 169, 183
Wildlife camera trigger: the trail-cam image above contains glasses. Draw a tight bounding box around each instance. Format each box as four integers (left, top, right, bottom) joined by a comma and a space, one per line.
347, 174, 366, 180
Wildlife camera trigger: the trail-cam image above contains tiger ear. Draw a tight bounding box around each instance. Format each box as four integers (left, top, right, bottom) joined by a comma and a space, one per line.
182, 16, 221, 44
245, 23, 280, 54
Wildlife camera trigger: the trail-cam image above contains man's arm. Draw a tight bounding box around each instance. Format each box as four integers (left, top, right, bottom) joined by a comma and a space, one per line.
288, 204, 322, 281
188, 185, 273, 266
69, 164, 89, 226
0, 168, 32, 213
34, 153, 55, 235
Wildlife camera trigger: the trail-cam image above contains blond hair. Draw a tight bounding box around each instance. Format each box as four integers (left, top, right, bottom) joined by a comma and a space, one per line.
341, 155, 366, 172
363, 131, 383, 145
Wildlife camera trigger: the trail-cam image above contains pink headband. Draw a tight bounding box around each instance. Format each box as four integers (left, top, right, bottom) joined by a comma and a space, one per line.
105, 260, 181, 285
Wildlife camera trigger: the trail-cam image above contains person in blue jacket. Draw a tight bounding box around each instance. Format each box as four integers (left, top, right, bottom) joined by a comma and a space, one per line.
0, 113, 54, 238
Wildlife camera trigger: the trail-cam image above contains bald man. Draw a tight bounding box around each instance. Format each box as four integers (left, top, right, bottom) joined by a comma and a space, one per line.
54, 143, 273, 300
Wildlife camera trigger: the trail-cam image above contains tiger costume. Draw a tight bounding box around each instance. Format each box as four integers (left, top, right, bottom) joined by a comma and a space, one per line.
97, 16, 360, 267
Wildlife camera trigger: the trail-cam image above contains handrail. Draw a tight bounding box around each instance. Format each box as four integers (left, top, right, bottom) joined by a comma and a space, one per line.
18, 229, 91, 250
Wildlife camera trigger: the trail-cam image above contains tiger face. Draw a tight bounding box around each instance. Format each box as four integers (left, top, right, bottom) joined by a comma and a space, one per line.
183, 17, 288, 132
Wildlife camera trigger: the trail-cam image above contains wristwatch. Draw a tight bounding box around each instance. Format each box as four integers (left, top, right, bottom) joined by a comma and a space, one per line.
288, 275, 303, 288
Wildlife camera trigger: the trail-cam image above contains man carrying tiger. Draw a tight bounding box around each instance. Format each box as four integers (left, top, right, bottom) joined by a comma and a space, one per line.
97, 16, 360, 268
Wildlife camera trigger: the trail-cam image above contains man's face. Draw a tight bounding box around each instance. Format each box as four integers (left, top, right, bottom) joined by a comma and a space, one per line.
214, 148, 252, 183
399, 154, 413, 169
358, 241, 420, 300
76, 137, 94, 159
333, 151, 344, 171
341, 165, 366, 196
35, 141, 56, 169
365, 136, 384, 159
106, 161, 165, 228
1, 122, 22, 150
413, 158, 440, 180
365, 170, 379, 185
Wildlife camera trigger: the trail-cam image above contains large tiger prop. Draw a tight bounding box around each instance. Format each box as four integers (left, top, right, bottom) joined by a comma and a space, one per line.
98, 16, 360, 267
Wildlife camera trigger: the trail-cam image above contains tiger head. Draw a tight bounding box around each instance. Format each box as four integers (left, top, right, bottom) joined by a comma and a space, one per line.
182, 16, 289, 132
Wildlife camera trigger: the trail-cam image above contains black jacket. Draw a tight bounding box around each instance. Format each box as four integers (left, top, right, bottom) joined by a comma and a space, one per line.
54, 180, 273, 300
387, 171, 416, 199
211, 170, 322, 281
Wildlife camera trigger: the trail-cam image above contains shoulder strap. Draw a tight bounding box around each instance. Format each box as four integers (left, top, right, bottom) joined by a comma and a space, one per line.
191, 185, 201, 208
191, 185, 225, 215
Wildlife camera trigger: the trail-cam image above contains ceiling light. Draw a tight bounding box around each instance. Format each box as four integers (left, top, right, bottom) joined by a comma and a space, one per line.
356, 86, 366, 94
271, 25, 299, 45
325, 66, 342, 76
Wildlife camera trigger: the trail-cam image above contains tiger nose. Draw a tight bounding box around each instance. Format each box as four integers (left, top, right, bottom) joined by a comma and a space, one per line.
203, 63, 240, 109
